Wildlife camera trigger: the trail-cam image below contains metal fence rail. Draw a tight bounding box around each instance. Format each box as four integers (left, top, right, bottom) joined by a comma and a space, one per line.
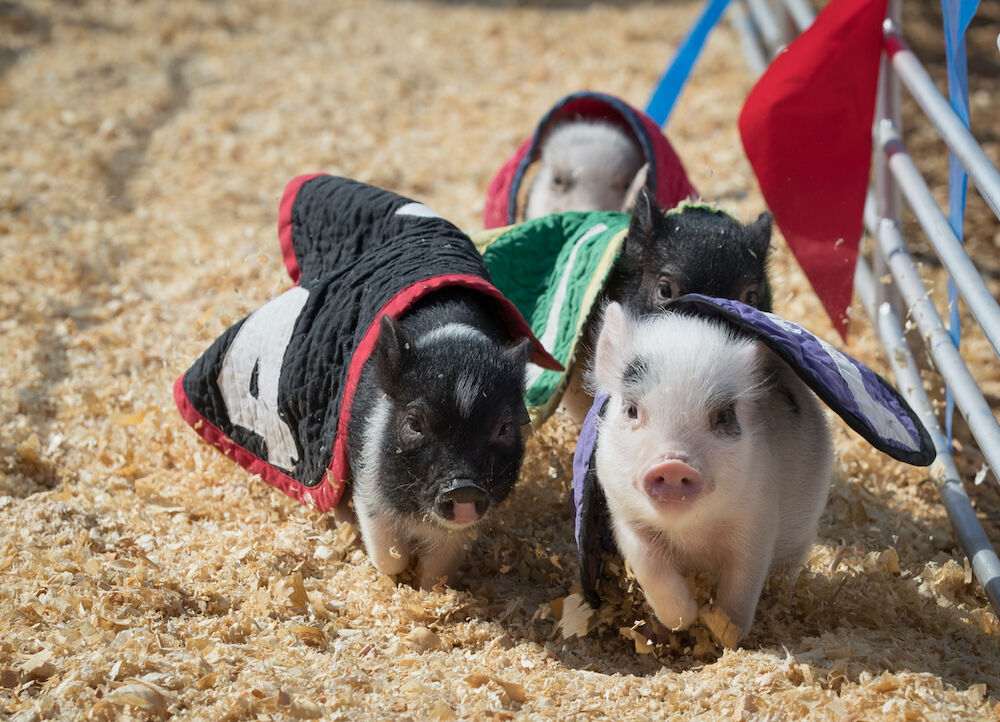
729, 0, 1000, 614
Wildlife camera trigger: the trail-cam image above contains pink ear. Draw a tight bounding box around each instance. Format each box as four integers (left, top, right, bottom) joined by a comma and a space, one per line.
594, 302, 634, 393
621, 163, 650, 213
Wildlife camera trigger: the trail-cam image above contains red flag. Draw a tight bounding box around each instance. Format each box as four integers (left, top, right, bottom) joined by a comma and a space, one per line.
739, 0, 888, 340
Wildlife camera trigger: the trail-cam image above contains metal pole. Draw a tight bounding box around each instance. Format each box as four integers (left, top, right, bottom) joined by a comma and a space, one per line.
877, 217, 1000, 480
879, 122, 1000, 357
857, 256, 1000, 615
728, 0, 769, 78
779, 0, 814, 34
746, 0, 784, 53
873, 7, 904, 314
885, 24, 1000, 221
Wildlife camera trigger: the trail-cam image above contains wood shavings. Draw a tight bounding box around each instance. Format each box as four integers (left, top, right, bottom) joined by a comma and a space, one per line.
699, 605, 742, 650
556, 593, 594, 639
0, 0, 998, 719
405, 626, 442, 652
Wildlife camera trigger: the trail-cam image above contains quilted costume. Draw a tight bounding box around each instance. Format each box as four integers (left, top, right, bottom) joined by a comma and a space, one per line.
573, 295, 936, 607
175, 175, 560, 512
471, 211, 630, 425
482, 90, 698, 228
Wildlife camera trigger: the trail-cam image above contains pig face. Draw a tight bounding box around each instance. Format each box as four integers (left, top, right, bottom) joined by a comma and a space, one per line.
523, 120, 648, 220
369, 316, 531, 530
609, 190, 773, 314
593, 303, 769, 530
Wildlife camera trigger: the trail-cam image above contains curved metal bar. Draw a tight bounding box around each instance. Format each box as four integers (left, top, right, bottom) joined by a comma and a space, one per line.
878, 121, 1000, 358
728, 0, 769, 78
746, 0, 784, 53
885, 22, 1000, 221
857, 257, 1000, 614
779, 0, 814, 33
876, 217, 1000, 479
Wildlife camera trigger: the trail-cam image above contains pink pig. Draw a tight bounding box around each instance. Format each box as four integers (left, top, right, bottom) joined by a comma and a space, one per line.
592, 303, 833, 637
523, 120, 649, 220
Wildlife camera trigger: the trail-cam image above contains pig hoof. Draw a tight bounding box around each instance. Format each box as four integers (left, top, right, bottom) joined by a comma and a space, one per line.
372, 546, 410, 578
649, 597, 699, 632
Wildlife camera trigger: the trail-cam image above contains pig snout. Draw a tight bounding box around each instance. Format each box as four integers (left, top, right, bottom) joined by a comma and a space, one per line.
435, 479, 491, 524
641, 458, 703, 504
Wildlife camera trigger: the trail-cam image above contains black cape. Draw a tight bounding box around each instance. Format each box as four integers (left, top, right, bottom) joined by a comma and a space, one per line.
175, 175, 560, 511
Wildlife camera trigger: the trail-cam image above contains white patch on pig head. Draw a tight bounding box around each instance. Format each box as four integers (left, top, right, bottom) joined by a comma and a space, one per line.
415, 323, 487, 348
453, 371, 480, 419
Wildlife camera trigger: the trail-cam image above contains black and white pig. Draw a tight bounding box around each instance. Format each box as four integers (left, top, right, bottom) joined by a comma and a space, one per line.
523, 120, 649, 220
591, 302, 833, 637
347, 287, 531, 590
559, 188, 774, 422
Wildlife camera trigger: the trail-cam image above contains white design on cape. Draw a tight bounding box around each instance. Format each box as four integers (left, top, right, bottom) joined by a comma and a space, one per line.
395, 202, 443, 219
767, 314, 917, 450
217, 286, 309, 469
525, 223, 609, 389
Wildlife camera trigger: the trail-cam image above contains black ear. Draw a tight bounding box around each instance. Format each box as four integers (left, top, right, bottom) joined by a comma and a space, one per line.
515, 401, 531, 428
504, 337, 532, 368
623, 187, 664, 260
373, 315, 409, 392
748, 211, 773, 259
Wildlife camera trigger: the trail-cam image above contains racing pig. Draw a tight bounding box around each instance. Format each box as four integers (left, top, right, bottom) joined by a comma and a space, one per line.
347, 288, 532, 589
523, 120, 648, 220
591, 302, 833, 637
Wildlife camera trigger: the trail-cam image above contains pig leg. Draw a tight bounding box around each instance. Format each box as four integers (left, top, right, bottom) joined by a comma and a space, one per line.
558, 362, 595, 425
617, 524, 699, 630
416, 532, 466, 590
355, 505, 411, 578
716, 542, 776, 637
331, 485, 357, 527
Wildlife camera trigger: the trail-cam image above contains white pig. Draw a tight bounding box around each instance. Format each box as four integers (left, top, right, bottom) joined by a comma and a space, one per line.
592, 303, 833, 637
523, 120, 648, 220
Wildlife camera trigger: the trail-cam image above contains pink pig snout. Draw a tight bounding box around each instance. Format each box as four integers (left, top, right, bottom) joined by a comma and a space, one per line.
641, 458, 703, 504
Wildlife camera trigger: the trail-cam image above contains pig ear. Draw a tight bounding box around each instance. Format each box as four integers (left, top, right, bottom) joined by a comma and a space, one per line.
621, 163, 650, 214
514, 401, 531, 428
623, 186, 666, 261
747, 211, 773, 259
504, 337, 531, 366
373, 315, 408, 392
593, 302, 633, 392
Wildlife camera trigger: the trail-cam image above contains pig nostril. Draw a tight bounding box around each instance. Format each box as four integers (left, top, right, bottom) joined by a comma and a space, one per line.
438, 500, 456, 520
642, 461, 703, 503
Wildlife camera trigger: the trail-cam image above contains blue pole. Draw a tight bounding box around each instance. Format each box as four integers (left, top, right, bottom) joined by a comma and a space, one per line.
941, 0, 979, 443
646, 0, 736, 127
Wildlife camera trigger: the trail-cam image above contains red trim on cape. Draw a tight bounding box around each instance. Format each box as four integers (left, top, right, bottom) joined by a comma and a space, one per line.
277, 173, 324, 284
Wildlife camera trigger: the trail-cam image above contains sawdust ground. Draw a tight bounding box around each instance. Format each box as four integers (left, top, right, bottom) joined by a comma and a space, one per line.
1, 0, 998, 719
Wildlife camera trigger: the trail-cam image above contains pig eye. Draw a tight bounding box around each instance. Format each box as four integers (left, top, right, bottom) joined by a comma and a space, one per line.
710, 404, 740, 436
400, 413, 425, 443
495, 421, 513, 440
625, 403, 639, 420
655, 277, 679, 303
552, 174, 566, 188
742, 288, 759, 307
